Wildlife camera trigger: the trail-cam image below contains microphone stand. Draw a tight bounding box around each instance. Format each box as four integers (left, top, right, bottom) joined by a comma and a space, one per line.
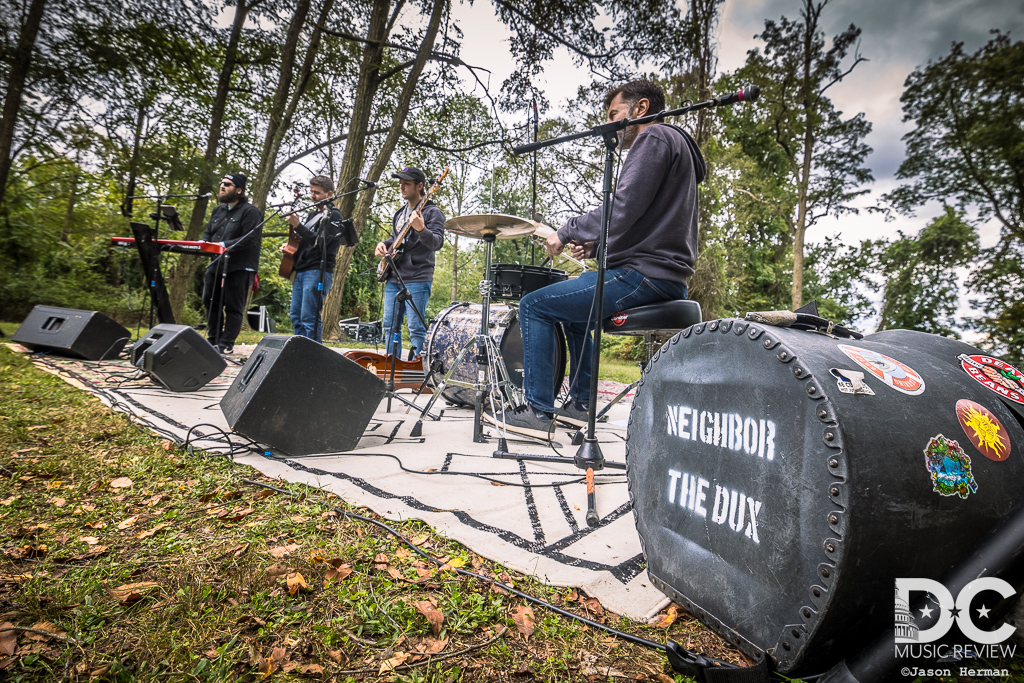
493, 90, 758, 528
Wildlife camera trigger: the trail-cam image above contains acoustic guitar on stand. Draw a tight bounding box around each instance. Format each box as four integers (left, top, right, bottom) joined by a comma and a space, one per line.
376, 167, 450, 282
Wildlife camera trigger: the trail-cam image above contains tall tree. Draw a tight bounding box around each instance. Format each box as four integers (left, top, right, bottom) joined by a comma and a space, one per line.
0, 0, 45, 204
729, 0, 874, 309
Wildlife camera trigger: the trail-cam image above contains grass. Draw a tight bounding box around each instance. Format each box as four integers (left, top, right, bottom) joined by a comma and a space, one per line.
0, 342, 735, 681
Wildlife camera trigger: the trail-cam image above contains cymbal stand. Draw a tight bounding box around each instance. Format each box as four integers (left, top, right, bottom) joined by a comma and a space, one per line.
410, 230, 520, 442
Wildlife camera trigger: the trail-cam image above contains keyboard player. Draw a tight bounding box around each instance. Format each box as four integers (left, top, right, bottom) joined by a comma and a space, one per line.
201, 173, 263, 354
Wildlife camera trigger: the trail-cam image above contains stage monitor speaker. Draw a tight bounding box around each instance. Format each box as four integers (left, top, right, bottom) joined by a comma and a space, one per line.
12, 305, 131, 360
220, 335, 385, 455
133, 324, 226, 392
627, 321, 1024, 676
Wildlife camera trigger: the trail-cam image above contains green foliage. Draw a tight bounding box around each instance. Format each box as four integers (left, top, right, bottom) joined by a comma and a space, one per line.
968, 240, 1024, 366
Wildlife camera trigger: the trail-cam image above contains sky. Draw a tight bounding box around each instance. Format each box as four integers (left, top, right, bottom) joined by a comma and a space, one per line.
449, 0, 1024, 249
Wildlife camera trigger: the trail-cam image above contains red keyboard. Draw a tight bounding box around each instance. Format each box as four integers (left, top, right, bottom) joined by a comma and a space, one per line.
110, 236, 226, 256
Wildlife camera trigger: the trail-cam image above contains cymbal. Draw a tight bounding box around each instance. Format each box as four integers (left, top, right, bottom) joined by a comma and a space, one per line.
444, 214, 536, 240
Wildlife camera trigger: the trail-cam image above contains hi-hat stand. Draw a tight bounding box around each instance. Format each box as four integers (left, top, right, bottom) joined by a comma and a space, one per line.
493, 85, 761, 527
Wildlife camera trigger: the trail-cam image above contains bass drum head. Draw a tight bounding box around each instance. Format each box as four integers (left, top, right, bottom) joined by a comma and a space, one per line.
423, 302, 565, 406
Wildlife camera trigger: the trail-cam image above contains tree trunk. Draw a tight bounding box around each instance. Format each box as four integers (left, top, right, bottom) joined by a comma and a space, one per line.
121, 102, 148, 218
165, 0, 251, 322
0, 0, 46, 208
61, 171, 78, 243
321, 0, 446, 336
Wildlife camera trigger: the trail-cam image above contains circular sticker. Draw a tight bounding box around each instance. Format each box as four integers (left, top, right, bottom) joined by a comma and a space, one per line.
958, 354, 1024, 405
955, 399, 1011, 461
837, 345, 925, 395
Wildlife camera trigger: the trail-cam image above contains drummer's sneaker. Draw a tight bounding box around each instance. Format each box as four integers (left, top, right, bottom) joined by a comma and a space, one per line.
483, 403, 555, 441
554, 400, 590, 428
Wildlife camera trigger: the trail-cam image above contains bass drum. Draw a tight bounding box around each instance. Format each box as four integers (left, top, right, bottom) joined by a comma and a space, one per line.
626, 320, 1024, 675
423, 302, 565, 407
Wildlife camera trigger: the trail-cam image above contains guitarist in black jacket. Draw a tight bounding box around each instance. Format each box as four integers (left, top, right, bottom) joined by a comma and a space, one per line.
283, 175, 351, 342
201, 173, 263, 355
373, 166, 445, 360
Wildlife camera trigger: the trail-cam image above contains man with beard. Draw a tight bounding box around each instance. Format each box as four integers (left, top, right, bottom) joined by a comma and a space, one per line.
485, 80, 706, 440
201, 172, 264, 354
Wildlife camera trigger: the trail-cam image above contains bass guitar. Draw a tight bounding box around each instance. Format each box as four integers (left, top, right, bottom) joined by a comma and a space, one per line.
376, 167, 450, 282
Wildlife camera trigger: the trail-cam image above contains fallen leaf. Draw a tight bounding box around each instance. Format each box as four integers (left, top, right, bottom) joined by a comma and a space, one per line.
68, 546, 107, 562
269, 544, 301, 559
409, 534, 428, 546
258, 647, 288, 676
297, 663, 323, 674
373, 553, 389, 564
85, 521, 106, 529
286, 572, 308, 594
79, 504, 95, 512
27, 425, 48, 431
22, 544, 46, 558
583, 596, 605, 616
0, 496, 17, 506
654, 675, 675, 683
145, 494, 168, 506
108, 582, 160, 605
24, 622, 60, 642
511, 605, 535, 640
325, 562, 353, 582
379, 651, 409, 674
254, 489, 275, 500
109, 477, 133, 489
326, 650, 342, 663
655, 603, 684, 629
50, 498, 66, 508
0, 623, 16, 656
267, 563, 291, 580
116, 516, 139, 530
134, 523, 170, 539
417, 636, 448, 654
219, 507, 254, 523
566, 588, 578, 602
413, 600, 444, 637
395, 547, 413, 560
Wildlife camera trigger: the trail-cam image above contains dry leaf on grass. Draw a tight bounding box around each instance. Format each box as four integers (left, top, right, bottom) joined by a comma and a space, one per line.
511, 605, 535, 640
583, 596, 605, 616
85, 521, 105, 529
116, 516, 139, 530
379, 651, 409, 674
326, 650, 343, 663
416, 636, 448, 654
258, 646, 288, 676
269, 544, 301, 559
286, 573, 308, 594
295, 663, 323, 675
134, 523, 170, 539
266, 564, 291, 581
654, 602, 684, 629
325, 561, 352, 582
68, 546, 107, 562
219, 507, 254, 523
412, 600, 444, 637
50, 498, 66, 507
654, 674, 675, 683
109, 477, 133, 489
24, 622, 61, 642
0, 623, 17, 656
108, 582, 160, 605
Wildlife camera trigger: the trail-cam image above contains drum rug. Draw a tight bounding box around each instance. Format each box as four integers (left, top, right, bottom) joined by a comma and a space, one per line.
17, 345, 667, 621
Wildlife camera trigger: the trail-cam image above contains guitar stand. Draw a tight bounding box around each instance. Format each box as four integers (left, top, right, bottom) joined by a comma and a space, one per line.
410, 231, 520, 442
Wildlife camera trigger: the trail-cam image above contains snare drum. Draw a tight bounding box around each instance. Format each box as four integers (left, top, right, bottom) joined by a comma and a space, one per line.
490, 264, 567, 301
423, 302, 565, 406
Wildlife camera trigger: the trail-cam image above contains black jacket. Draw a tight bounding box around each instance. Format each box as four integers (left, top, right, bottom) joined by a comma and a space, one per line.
383, 200, 445, 283
202, 200, 264, 273
292, 206, 349, 273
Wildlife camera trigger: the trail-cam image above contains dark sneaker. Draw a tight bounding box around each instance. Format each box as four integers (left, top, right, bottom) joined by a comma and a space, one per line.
483, 404, 555, 441
218, 342, 234, 355
554, 400, 590, 428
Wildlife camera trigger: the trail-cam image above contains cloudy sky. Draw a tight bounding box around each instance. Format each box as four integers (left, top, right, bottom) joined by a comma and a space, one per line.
452, 0, 1023, 248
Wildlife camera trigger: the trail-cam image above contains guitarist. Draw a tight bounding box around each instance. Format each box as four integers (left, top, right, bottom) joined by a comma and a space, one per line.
373, 166, 446, 360
283, 174, 349, 342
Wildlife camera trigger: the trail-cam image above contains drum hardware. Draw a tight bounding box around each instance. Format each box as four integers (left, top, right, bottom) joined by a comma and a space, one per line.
530, 221, 588, 271
411, 216, 537, 442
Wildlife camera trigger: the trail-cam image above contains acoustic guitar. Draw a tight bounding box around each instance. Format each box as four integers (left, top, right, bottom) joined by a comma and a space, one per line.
278, 226, 302, 281
343, 350, 430, 392
376, 167, 450, 282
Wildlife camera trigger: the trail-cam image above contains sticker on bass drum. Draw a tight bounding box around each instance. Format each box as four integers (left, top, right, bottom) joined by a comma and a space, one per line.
955, 399, 1011, 462
957, 354, 1024, 406
923, 434, 977, 500
837, 345, 925, 395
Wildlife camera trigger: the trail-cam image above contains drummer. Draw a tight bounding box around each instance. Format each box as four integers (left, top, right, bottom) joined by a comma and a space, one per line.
485, 79, 706, 441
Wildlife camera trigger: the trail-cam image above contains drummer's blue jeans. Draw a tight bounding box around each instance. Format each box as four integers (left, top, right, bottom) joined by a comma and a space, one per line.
383, 280, 432, 359
519, 268, 687, 414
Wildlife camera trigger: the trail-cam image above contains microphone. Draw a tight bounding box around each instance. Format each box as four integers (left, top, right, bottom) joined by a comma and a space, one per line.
269, 201, 295, 208
714, 85, 760, 107
197, 192, 213, 199
361, 178, 377, 188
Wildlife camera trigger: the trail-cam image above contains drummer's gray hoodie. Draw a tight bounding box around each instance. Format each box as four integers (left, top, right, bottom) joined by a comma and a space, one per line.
557, 122, 706, 285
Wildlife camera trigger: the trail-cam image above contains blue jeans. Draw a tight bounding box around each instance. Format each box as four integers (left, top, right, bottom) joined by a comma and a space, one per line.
382, 280, 432, 358
519, 268, 687, 413
290, 269, 333, 342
